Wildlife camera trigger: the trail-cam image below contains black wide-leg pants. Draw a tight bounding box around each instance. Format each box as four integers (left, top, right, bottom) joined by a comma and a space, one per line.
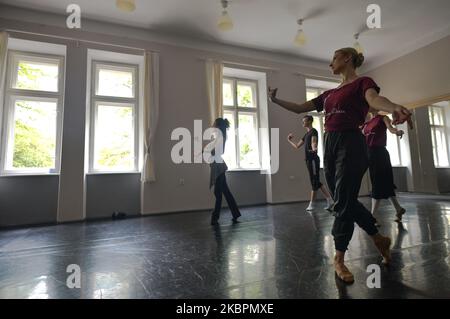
324, 130, 378, 252
368, 146, 397, 199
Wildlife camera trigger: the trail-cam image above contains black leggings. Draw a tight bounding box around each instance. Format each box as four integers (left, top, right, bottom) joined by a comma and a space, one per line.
324, 131, 378, 252
212, 173, 241, 222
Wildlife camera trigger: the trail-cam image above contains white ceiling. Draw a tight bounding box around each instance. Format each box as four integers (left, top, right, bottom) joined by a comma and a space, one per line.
1, 0, 450, 70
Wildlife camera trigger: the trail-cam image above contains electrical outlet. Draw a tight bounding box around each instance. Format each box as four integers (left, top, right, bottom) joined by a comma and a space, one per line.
179, 178, 185, 186
289, 175, 295, 180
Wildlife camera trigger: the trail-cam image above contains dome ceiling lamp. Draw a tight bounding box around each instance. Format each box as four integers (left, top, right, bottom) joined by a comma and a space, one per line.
218, 0, 234, 31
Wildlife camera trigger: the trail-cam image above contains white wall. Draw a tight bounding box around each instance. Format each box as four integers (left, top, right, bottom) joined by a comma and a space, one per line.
365, 35, 450, 106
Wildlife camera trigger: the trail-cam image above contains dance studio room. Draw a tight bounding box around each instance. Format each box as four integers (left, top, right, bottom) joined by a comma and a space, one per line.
0, 0, 449, 303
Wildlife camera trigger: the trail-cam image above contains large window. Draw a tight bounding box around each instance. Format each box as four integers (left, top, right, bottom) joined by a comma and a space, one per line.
222, 77, 261, 169
89, 62, 139, 172
429, 105, 449, 167
1, 51, 64, 174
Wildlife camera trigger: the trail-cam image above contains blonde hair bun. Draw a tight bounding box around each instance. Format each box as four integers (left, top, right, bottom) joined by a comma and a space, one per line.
355, 52, 365, 68
336, 47, 365, 68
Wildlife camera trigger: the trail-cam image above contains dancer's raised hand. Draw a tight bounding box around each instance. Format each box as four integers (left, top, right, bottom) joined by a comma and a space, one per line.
268, 86, 278, 102
392, 105, 413, 129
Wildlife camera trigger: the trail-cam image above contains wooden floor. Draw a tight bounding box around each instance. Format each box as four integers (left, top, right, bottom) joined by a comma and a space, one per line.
0, 193, 449, 299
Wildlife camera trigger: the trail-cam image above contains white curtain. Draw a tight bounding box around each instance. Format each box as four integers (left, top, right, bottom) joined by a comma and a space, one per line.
0, 31, 8, 101
205, 60, 223, 125
141, 51, 160, 183
0, 32, 9, 137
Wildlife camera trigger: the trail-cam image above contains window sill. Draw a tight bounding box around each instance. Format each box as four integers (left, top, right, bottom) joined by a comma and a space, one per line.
0, 173, 59, 177
86, 171, 141, 175
227, 168, 265, 172
436, 166, 450, 169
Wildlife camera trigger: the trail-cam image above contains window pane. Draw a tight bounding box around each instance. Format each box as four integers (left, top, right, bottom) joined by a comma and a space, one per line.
386, 133, 401, 166
433, 107, 444, 126
238, 113, 260, 168
223, 111, 237, 169
94, 104, 135, 171
431, 128, 439, 166
223, 79, 234, 106
97, 66, 134, 98
436, 128, 449, 167
306, 89, 319, 101
15, 60, 59, 92
237, 82, 256, 108
428, 107, 434, 125
8, 100, 57, 170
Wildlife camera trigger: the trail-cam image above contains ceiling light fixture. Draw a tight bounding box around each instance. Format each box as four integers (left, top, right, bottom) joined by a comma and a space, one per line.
294, 19, 306, 46
218, 0, 233, 31
353, 33, 363, 54
116, 0, 136, 13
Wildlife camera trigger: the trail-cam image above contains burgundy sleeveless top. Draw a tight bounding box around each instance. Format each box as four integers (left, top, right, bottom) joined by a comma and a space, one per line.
363, 115, 387, 148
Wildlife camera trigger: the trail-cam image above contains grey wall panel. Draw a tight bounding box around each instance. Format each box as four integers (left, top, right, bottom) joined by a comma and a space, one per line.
393, 167, 408, 192
57, 43, 88, 222
436, 168, 450, 193
85, 174, 141, 219
225, 171, 267, 207
0, 176, 58, 227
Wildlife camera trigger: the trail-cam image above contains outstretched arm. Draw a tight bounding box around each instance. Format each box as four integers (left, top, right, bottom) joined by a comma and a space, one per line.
383, 116, 404, 138
287, 133, 305, 149
365, 88, 413, 129
269, 87, 316, 114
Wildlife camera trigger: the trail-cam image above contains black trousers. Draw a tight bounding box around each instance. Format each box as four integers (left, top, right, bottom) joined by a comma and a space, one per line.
212, 173, 241, 222
324, 131, 378, 252
306, 156, 323, 191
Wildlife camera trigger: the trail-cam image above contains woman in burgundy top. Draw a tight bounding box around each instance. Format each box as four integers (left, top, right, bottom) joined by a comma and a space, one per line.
363, 111, 406, 225
268, 47, 412, 283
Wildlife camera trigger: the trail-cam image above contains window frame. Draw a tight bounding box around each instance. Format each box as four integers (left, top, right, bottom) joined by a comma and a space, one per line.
223, 76, 262, 170
89, 60, 139, 174
1, 50, 65, 176
429, 105, 449, 168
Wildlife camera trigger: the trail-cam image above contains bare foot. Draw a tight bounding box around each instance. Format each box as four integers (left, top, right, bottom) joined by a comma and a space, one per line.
374, 235, 391, 264
395, 208, 406, 222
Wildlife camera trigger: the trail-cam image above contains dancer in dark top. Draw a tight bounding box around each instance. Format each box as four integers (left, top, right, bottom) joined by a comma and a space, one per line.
287, 115, 333, 211
268, 47, 412, 283
363, 111, 407, 225
205, 118, 241, 226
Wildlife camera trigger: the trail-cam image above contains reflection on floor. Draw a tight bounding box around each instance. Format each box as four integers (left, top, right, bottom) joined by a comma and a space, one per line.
0, 193, 449, 299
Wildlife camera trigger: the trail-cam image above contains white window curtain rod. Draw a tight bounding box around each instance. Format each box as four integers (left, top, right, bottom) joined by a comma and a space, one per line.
2, 28, 159, 55
293, 71, 340, 81
198, 57, 279, 73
